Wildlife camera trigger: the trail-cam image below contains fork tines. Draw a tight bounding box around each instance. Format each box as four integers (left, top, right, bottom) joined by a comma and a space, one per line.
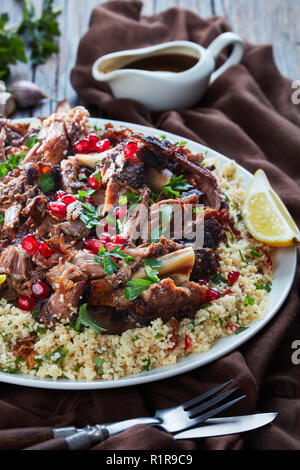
183, 380, 245, 427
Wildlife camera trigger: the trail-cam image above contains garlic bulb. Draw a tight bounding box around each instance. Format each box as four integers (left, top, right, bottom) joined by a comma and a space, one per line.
0, 92, 16, 117
11, 80, 47, 108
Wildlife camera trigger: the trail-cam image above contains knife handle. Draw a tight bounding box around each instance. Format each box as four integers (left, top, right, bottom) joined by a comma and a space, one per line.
0, 427, 54, 451
26, 427, 110, 451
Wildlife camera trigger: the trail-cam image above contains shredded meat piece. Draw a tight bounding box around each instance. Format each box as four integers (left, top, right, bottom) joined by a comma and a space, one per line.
71, 251, 105, 279
39, 279, 86, 326
135, 135, 224, 209
0, 245, 32, 280
21, 107, 89, 166
112, 278, 207, 324
61, 157, 85, 193
1, 203, 22, 235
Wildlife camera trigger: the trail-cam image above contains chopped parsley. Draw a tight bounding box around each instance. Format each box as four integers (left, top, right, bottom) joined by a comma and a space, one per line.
125, 257, 161, 301
239, 250, 246, 263
119, 189, 142, 208
255, 281, 272, 293
0, 332, 7, 345
95, 245, 131, 276
178, 141, 187, 147
77, 189, 96, 202
74, 303, 106, 334
163, 175, 193, 199
155, 333, 164, 339
94, 357, 104, 375
160, 135, 166, 140
143, 356, 152, 371
0, 214, 4, 223
52, 345, 68, 365
211, 273, 229, 285
40, 173, 55, 193
144, 258, 163, 268
248, 249, 263, 258
236, 326, 249, 335
244, 296, 255, 306
0, 358, 22, 374
0, 154, 26, 178
26, 135, 38, 149
80, 201, 100, 229
222, 192, 230, 203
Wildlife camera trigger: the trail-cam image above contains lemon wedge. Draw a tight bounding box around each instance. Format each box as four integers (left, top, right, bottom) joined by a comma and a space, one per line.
0, 275, 6, 285
242, 169, 300, 247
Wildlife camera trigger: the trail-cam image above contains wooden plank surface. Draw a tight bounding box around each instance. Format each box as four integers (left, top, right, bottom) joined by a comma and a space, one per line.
1, 0, 299, 118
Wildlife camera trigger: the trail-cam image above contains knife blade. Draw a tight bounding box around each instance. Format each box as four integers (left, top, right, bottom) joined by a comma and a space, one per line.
174, 413, 277, 439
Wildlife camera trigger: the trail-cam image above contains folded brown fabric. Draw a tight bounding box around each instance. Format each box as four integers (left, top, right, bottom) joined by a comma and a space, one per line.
0, 1, 299, 451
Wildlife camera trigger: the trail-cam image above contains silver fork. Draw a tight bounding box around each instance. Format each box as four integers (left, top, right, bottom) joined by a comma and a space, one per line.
50, 379, 245, 450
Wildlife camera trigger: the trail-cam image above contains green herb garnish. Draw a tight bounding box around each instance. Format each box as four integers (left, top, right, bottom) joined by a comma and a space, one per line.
52, 345, 68, 365
244, 296, 255, 306
255, 281, 272, 293
163, 175, 193, 198
18, 0, 61, 66
40, 173, 55, 193
143, 356, 152, 371
0, 13, 26, 78
239, 250, 246, 263
236, 326, 249, 335
248, 249, 263, 258
94, 357, 104, 375
211, 273, 229, 285
74, 303, 106, 334
119, 189, 142, 208
95, 245, 129, 276
26, 135, 38, 149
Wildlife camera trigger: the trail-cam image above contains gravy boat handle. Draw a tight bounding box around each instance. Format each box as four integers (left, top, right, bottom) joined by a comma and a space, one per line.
208, 32, 244, 83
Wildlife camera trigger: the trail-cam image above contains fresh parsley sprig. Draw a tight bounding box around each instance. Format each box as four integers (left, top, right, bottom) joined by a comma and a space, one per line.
163, 175, 193, 198
125, 259, 162, 301
17, 0, 61, 66
94, 245, 133, 276
73, 303, 106, 334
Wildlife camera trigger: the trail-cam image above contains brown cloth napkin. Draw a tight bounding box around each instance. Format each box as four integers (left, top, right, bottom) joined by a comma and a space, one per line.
0, 1, 299, 451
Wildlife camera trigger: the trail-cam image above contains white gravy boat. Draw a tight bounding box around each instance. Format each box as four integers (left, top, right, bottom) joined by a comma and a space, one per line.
92, 33, 244, 111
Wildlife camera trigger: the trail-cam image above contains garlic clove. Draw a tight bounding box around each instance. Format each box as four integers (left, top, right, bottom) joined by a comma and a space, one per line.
0, 92, 16, 117
11, 80, 47, 108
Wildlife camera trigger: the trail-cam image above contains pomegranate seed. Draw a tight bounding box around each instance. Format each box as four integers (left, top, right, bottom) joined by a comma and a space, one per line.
88, 134, 99, 151
83, 238, 94, 251
111, 235, 126, 245
32, 280, 50, 299
49, 201, 67, 219
88, 174, 101, 190
205, 288, 221, 302
184, 334, 192, 351
61, 194, 77, 206
124, 141, 138, 160
17, 295, 35, 312
98, 233, 110, 243
84, 196, 95, 205
21, 235, 39, 255
74, 139, 90, 154
55, 190, 66, 201
198, 279, 207, 286
91, 239, 105, 254
168, 333, 178, 351
39, 242, 54, 258
223, 288, 233, 296
228, 323, 238, 333
96, 139, 110, 153
227, 271, 240, 284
